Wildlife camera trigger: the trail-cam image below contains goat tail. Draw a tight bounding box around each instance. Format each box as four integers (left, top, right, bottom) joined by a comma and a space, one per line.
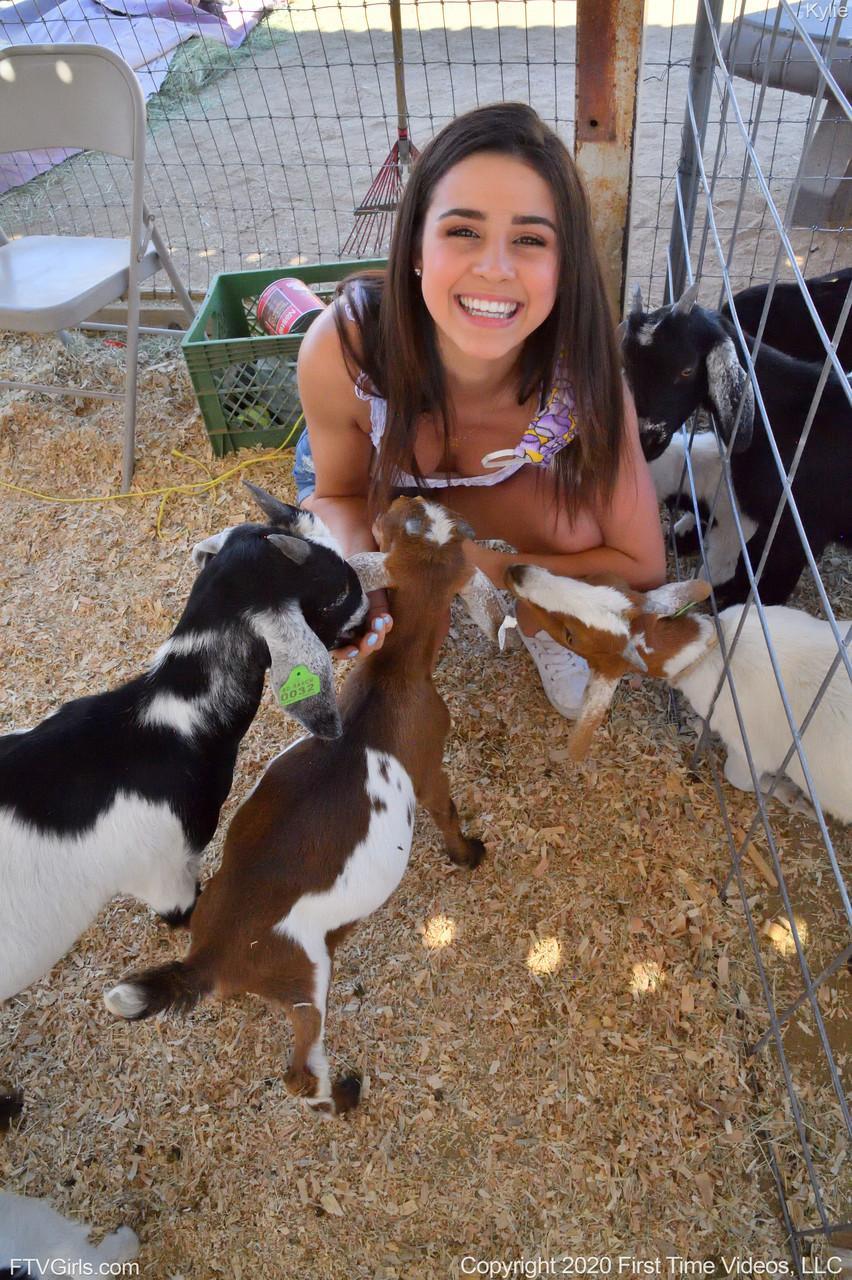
104, 956, 212, 1022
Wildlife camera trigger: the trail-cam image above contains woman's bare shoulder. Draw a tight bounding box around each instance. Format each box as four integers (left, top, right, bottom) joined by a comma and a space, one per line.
296, 298, 369, 424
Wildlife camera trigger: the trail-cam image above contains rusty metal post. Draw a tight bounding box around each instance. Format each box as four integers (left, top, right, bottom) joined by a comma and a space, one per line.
575, 0, 645, 319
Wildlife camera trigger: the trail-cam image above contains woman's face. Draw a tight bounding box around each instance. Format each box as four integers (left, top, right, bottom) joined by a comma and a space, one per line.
416, 151, 560, 368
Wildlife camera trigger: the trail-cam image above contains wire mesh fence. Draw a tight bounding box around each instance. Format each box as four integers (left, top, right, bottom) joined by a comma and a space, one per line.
633, 0, 851, 301
639, 0, 851, 1265
0, 0, 578, 295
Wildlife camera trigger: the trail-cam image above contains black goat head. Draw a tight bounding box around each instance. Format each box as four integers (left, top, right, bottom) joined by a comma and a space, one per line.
621, 284, 754, 460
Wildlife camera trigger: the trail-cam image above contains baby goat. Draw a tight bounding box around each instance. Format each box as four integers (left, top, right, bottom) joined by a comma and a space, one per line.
621, 283, 852, 606
649, 429, 758, 588
105, 498, 503, 1114
506, 566, 851, 825
0, 483, 368, 1002
0, 1192, 138, 1278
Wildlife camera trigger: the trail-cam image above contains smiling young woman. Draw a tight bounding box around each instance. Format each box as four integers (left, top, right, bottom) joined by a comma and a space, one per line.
294, 102, 665, 718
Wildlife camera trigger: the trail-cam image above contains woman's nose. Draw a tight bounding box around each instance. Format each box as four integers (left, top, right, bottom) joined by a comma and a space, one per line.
473, 242, 515, 281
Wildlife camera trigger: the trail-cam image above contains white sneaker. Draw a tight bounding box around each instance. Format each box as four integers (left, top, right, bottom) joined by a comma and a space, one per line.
520, 628, 590, 720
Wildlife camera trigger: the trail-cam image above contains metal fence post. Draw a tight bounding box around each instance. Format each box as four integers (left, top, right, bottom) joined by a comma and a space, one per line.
667, 0, 724, 303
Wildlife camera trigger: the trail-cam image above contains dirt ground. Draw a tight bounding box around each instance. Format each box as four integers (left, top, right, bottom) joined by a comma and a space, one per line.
0, 327, 848, 1276
0, 1, 850, 1274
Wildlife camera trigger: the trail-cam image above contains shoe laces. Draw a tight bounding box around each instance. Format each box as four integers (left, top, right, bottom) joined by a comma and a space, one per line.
532, 631, 584, 676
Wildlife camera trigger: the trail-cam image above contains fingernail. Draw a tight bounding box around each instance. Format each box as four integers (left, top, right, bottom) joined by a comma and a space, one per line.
382, 614, 392, 625
372, 617, 385, 631
346, 649, 358, 659
367, 633, 378, 646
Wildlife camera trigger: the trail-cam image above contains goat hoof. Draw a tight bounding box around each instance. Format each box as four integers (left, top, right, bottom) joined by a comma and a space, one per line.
159, 883, 201, 929
450, 837, 486, 870
0, 1086, 24, 1132
284, 1067, 317, 1099
332, 1073, 362, 1114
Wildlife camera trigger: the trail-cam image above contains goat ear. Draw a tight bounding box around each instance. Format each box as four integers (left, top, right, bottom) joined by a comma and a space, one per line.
568, 673, 620, 761
454, 517, 477, 541
347, 551, 391, 593
252, 607, 342, 740
457, 568, 507, 643
643, 580, 711, 616
673, 281, 700, 315
706, 337, 754, 453
191, 527, 233, 569
630, 283, 644, 316
243, 480, 301, 526
266, 532, 311, 565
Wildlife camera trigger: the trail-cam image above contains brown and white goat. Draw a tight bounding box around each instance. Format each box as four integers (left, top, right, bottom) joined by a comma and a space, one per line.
505, 566, 852, 824
105, 498, 504, 1113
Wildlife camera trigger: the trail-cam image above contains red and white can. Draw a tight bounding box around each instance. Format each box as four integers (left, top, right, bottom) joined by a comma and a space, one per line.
255, 277, 326, 336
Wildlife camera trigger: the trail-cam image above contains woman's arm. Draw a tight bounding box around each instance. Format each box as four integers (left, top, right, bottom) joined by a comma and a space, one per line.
297, 303, 375, 537
467, 383, 666, 591
297, 303, 393, 653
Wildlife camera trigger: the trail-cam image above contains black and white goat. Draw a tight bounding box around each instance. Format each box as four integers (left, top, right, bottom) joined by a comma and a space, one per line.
105, 498, 505, 1115
0, 483, 369, 1003
649, 429, 759, 588
722, 266, 852, 368
621, 284, 852, 606
0, 1192, 138, 1278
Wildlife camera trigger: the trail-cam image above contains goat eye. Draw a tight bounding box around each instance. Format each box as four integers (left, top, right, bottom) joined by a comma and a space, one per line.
563, 628, 574, 646
677, 366, 696, 380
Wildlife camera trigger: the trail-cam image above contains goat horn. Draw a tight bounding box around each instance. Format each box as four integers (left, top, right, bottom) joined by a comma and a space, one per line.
457, 568, 508, 644
673, 281, 700, 315
244, 480, 299, 525
630, 284, 643, 316
622, 636, 648, 672
568, 673, 620, 761
267, 532, 311, 565
347, 551, 391, 594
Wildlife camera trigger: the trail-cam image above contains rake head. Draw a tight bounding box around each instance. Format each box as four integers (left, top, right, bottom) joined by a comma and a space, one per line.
340, 135, 421, 259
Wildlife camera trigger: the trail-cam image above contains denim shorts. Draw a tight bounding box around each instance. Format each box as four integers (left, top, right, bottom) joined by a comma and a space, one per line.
292, 428, 317, 505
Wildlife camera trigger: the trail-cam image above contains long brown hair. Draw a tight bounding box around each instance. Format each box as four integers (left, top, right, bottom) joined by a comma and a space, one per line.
334, 102, 624, 518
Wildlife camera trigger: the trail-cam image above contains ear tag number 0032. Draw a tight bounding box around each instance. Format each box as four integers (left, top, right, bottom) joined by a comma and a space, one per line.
278, 665, 322, 707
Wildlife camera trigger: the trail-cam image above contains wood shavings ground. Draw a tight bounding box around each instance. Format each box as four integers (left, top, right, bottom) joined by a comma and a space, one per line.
0, 330, 849, 1275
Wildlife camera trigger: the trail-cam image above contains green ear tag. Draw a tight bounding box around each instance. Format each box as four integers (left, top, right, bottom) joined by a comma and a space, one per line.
671, 600, 697, 618
278, 665, 322, 707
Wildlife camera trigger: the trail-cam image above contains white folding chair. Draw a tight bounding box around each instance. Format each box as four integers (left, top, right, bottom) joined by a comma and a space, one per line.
0, 44, 195, 490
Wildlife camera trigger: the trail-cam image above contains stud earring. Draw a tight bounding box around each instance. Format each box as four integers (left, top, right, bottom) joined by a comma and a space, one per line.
414, 267, 422, 277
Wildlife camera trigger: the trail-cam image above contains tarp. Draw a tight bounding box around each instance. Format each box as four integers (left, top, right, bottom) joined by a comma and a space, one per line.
0, 0, 267, 194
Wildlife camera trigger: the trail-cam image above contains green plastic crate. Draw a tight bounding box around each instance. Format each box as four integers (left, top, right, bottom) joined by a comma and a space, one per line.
181, 259, 386, 456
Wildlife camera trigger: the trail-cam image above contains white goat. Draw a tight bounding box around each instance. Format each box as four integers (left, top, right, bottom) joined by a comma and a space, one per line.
505, 566, 851, 824
650, 429, 758, 586
0, 1192, 138, 1277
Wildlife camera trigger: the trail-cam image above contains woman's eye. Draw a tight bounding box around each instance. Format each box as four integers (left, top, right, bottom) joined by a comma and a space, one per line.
447, 227, 478, 238
516, 234, 546, 246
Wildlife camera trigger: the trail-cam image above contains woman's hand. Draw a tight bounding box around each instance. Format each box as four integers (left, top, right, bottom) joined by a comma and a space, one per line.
332, 589, 393, 661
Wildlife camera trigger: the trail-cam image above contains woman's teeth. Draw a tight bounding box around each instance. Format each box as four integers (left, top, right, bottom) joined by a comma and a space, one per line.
457, 295, 520, 319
